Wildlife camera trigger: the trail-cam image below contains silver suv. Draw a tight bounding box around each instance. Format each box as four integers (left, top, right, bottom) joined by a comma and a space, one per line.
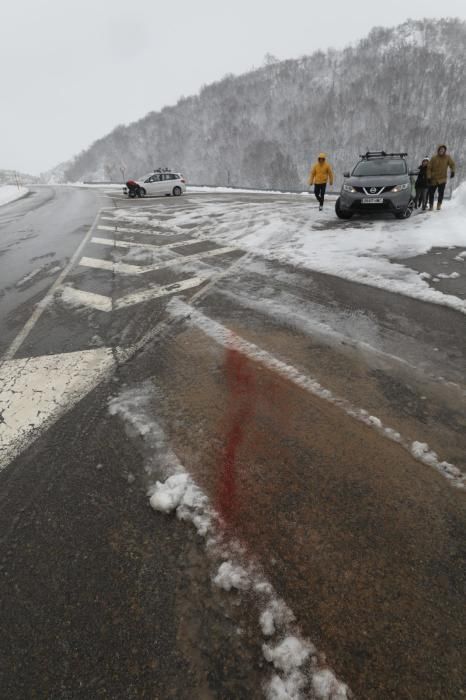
336, 151, 415, 220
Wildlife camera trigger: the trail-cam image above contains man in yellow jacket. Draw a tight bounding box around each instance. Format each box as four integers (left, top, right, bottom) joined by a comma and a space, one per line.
427, 144, 455, 211
308, 153, 334, 211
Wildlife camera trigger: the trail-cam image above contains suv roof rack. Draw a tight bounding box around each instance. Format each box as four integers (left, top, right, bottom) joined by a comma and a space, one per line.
153, 167, 171, 173
360, 151, 408, 160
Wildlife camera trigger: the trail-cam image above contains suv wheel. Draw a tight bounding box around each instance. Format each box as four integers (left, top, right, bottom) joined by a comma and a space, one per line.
172, 186, 182, 197
335, 197, 353, 219
395, 199, 414, 219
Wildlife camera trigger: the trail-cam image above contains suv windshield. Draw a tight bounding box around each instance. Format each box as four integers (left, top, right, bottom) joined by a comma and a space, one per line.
352, 159, 407, 177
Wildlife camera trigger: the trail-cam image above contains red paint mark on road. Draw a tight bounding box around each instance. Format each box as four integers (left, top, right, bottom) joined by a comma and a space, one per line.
217, 345, 256, 525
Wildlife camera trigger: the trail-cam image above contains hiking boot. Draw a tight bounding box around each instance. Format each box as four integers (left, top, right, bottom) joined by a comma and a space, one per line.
319, 204, 323, 211
437, 203, 442, 210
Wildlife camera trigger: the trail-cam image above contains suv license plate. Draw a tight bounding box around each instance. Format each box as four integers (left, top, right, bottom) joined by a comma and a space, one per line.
362, 197, 383, 204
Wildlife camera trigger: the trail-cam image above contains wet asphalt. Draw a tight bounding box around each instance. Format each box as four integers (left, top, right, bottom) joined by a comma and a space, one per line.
0, 187, 465, 698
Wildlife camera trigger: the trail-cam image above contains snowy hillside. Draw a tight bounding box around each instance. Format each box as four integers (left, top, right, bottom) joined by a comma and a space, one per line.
59, 18, 465, 188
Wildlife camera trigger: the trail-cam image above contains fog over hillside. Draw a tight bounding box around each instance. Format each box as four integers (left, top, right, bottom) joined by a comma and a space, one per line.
57, 18, 466, 189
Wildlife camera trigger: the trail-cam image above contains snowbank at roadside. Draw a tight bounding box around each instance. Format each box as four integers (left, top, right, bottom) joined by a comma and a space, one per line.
0, 185, 28, 206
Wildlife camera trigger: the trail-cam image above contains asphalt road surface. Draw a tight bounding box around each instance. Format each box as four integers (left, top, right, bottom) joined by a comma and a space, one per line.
1, 186, 465, 699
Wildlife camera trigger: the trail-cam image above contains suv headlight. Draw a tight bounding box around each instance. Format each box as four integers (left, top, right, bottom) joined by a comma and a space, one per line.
343, 184, 356, 193
392, 183, 409, 193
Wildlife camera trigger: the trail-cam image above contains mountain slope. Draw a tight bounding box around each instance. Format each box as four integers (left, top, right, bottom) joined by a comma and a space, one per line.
60, 18, 466, 188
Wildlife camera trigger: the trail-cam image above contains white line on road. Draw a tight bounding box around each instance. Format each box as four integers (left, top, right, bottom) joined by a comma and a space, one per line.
2, 208, 104, 361
79, 247, 239, 275
0, 348, 116, 470
98, 223, 162, 235
115, 275, 208, 309
61, 286, 113, 312
91, 236, 161, 250
61, 275, 208, 312
90, 235, 222, 254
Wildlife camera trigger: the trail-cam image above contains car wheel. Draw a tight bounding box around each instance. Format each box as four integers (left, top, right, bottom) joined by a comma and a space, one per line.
335, 197, 353, 219
173, 186, 182, 197
139, 187, 146, 197
395, 199, 415, 219
128, 190, 136, 198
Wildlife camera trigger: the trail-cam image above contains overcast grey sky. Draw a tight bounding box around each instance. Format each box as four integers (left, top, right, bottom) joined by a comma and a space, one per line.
2, 0, 465, 174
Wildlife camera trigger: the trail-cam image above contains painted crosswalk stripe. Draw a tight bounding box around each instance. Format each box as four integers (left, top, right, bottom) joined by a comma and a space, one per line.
62, 286, 113, 312
91, 236, 161, 250
90, 236, 227, 255
79, 246, 239, 275
0, 348, 116, 470
114, 275, 208, 309
98, 223, 160, 235
61, 275, 208, 312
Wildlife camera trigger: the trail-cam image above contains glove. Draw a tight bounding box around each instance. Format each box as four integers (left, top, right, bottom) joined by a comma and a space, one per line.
450, 172, 455, 179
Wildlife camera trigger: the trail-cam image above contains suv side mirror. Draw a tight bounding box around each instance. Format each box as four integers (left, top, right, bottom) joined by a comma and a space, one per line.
343, 171, 350, 178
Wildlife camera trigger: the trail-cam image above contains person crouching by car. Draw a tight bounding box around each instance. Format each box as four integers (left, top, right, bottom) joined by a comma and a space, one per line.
415, 158, 430, 210
308, 153, 334, 211
427, 145, 455, 211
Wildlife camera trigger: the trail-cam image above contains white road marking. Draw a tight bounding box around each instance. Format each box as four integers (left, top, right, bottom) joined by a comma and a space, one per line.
168, 299, 466, 489
79, 256, 116, 272
90, 235, 222, 254
61, 276, 208, 312
2, 208, 104, 361
79, 246, 239, 275
0, 348, 116, 470
114, 275, 208, 309
61, 286, 113, 312
98, 223, 157, 235
91, 236, 172, 251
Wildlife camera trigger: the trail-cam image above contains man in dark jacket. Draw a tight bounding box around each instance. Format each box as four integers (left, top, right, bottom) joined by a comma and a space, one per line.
427, 145, 455, 211
415, 158, 430, 210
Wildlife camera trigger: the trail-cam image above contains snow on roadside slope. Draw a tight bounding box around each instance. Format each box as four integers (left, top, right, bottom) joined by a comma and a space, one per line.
108, 385, 352, 700
0, 185, 28, 206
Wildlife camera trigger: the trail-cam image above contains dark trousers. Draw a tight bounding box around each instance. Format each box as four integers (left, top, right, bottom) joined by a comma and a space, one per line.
314, 183, 327, 206
415, 186, 428, 209
428, 183, 446, 208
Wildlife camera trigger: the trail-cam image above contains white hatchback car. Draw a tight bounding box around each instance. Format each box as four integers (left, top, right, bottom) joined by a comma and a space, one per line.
124, 171, 186, 198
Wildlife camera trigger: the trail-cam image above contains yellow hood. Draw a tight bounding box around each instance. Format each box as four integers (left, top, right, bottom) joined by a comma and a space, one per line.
318, 153, 327, 160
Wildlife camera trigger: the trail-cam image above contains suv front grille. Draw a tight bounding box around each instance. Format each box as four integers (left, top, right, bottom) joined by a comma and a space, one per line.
354, 185, 395, 194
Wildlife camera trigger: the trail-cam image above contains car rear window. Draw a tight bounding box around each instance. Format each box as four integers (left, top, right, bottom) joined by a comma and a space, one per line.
352, 159, 407, 177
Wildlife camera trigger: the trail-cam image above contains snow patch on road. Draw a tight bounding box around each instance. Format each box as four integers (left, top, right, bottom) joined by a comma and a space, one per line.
109, 384, 351, 699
